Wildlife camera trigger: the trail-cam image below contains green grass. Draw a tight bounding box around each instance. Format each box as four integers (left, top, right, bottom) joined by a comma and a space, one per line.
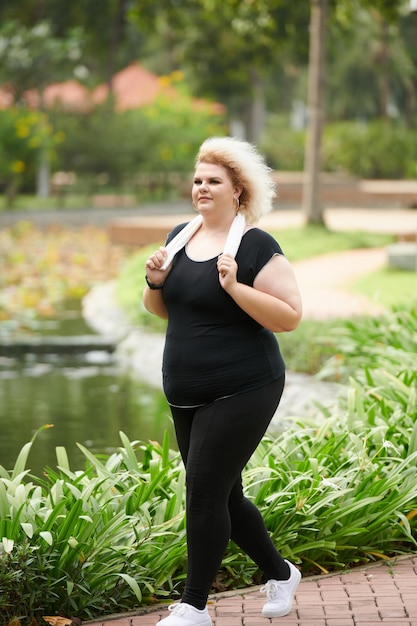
0, 193, 91, 211
353, 267, 417, 308
270, 224, 394, 262
278, 318, 343, 375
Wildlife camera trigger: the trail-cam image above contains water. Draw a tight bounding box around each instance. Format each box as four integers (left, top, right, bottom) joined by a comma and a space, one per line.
0, 312, 175, 477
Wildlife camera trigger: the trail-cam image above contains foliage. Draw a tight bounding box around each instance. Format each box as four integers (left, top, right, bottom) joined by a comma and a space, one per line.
0, 20, 84, 101
50, 105, 152, 192
51, 84, 226, 197
0, 222, 129, 329
1, 305, 417, 622
328, 3, 416, 122
318, 305, 417, 382
260, 114, 306, 171
0, 108, 61, 202
0, 428, 187, 624
262, 116, 417, 179
0, 0, 416, 140
277, 318, 341, 376
323, 120, 417, 179
130, 0, 310, 122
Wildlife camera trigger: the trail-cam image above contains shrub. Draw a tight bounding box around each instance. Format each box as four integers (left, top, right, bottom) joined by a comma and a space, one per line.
260, 114, 306, 171
260, 116, 417, 179
0, 108, 58, 203
323, 121, 417, 179
0, 429, 187, 623
318, 305, 417, 382
51, 92, 226, 198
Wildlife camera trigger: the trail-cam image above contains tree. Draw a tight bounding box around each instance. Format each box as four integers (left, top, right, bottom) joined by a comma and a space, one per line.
302, 0, 328, 225
0, 20, 84, 196
301, 0, 409, 225
129, 0, 310, 142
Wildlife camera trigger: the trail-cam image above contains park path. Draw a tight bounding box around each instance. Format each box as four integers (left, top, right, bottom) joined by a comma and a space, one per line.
291, 247, 387, 319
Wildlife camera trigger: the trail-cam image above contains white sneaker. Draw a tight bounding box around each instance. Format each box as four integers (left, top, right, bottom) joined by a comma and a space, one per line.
261, 560, 301, 618
158, 603, 212, 626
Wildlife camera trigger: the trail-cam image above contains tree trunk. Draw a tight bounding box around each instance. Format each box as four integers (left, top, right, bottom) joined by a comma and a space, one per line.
37, 152, 50, 198
245, 67, 266, 144
36, 93, 50, 198
106, 0, 128, 100
302, 0, 328, 225
376, 16, 390, 120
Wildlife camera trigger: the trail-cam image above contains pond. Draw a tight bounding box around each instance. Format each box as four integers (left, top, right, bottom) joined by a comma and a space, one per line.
0, 311, 175, 477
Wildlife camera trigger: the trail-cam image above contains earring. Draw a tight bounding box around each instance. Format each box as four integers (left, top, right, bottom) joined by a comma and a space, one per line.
234, 196, 240, 213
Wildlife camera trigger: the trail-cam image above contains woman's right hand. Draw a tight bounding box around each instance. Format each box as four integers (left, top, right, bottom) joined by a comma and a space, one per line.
145, 246, 170, 285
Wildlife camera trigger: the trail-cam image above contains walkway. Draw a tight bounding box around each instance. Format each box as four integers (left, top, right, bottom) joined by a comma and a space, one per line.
290, 247, 387, 319
86, 555, 417, 626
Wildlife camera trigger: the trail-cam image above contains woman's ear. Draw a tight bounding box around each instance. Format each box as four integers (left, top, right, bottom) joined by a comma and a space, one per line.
234, 185, 243, 199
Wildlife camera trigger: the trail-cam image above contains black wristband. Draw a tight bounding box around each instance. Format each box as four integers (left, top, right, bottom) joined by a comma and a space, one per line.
145, 275, 165, 290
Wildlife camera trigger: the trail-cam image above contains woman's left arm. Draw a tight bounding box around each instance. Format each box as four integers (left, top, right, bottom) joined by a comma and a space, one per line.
217, 254, 302, 332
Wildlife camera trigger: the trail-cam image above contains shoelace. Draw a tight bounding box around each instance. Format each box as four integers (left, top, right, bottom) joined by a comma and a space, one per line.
167, 603, 193, 616
260, 580, 285, 600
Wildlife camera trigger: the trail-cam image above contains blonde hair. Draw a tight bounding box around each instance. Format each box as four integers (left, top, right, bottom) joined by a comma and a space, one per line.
195, 136, 276, 224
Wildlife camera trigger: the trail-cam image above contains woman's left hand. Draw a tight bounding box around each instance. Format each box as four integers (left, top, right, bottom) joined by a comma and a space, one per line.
217, 253, 238, 291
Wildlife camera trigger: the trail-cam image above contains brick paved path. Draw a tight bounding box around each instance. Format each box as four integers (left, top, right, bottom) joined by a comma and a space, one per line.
86, 555, 417, 626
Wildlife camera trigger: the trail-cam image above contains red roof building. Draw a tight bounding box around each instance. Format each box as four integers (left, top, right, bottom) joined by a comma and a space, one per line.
0, 62, 224, 114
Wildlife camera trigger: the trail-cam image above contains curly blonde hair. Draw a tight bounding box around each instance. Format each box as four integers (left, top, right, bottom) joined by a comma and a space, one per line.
195, 136, 276, 224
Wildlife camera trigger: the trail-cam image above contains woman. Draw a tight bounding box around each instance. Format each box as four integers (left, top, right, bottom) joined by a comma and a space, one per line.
143, 136, 302, 626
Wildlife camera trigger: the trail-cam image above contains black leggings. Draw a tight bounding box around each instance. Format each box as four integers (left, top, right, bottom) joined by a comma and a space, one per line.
170, 375, 288, 610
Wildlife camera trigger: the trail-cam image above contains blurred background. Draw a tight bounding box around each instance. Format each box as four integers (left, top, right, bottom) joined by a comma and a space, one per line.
0, 0, 416, 208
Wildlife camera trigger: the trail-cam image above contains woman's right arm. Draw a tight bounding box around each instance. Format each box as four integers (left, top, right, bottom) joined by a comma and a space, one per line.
142, 246, 170, 319
142, 287, 169, 319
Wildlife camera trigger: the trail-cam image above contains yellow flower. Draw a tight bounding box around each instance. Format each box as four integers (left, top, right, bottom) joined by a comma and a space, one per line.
170, 70, 184, 83
54, 131, 66, 143
11, 160, 26, 173
160, 147, 172, 161
158, 75, 171, 88
16, 124, 30, 138
29, 136, 42, 148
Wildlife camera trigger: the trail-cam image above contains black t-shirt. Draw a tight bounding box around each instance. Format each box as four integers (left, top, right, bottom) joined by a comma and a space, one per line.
161, 224, 286, 407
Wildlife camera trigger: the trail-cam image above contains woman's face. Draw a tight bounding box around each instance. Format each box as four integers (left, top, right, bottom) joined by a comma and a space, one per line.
192, 162, 241, 218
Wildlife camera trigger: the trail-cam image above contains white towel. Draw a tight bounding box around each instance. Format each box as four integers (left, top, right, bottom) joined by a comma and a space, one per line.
161, 212, 246, 270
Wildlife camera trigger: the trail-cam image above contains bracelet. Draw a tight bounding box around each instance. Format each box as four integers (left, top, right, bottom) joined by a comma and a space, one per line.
145, 275, 165, 290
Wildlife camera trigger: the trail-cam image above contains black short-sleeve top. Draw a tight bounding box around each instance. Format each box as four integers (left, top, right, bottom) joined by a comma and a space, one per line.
161, 224, 286, 407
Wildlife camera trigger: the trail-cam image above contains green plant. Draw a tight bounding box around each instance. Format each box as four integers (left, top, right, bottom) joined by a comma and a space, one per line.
51, 90, 226, 199
0, 541, 54, 624
323, 121, 417, 179
260, 114, 305, 171
278, 318, 340, 375
318, 305, 417, 382
0, 108, 57, 204
260, 116, 417, 179
0, 428, 187, 623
